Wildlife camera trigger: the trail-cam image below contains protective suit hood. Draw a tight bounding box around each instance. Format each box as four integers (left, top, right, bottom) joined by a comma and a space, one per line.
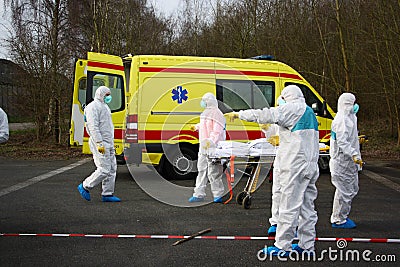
202, 92, 218, 108
337, 93, 355, 114
95, 86, 111, 103
280, 85, 305, 103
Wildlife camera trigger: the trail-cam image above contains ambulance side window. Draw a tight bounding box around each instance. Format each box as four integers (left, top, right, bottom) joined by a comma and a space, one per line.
87, 72, 125, 113
285, 82, 324, 117
216, 80, 274, 113
253, 81, 275, 109
216, 80, 251, 112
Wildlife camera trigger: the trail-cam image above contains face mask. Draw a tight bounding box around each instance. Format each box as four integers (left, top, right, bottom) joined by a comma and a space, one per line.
104, 95, 112, 104
278, 98, 286, 106
353, 103, 359, 114
200, 100, 207, 108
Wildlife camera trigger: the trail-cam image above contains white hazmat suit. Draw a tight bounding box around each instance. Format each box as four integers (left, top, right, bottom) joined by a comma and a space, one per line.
238, 85, 319, 252
0, 107, 9, 144
81, 86, 118, 199
191, 93, 226, 202
329, 93, 360, 226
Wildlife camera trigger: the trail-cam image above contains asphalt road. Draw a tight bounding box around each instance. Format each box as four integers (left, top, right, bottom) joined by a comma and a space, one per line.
0, 157, 399, 266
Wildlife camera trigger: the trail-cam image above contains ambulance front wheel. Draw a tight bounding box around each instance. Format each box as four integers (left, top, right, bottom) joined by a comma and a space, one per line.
243, 195, 252, 209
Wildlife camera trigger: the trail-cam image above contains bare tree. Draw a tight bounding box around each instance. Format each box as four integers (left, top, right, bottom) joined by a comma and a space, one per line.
4, 0, 72, 142
68, 0, 172, 56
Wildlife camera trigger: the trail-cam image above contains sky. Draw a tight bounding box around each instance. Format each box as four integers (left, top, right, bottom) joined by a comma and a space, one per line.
150, 0, 183, 16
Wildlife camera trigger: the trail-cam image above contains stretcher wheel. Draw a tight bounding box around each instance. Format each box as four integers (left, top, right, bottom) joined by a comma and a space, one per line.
236, 191, 247, 205
242, 195, 252, 209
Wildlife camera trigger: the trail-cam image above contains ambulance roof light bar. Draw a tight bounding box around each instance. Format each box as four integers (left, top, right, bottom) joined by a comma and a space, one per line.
250, 55, 274, 60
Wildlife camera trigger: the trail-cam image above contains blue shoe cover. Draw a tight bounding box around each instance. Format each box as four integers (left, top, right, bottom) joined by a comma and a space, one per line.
213, 197, 223, 203
332, 218, 356, 229
292, 244, 304, 253
188, 196, 204, 203
292, 244, 316, 256
267, 225, 277, 236
262, 246, 289, 257
77, 183, 90, 201
102, 195, 121, 202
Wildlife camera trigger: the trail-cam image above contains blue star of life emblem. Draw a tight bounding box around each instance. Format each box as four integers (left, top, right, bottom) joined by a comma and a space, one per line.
171, 86, 188, 104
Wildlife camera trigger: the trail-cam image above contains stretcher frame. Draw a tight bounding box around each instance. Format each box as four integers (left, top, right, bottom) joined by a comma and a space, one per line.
211, 153, 275, 209
210, 148, 330, 209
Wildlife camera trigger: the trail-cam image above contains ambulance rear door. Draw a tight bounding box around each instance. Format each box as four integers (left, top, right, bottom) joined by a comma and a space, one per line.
84, 52, 126, 155
69, 59, 87, 147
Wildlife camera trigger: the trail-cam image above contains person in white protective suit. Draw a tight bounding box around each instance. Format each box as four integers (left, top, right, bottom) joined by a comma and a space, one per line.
0, 107, 9, 144
329, 92, 362, 229
77, 86, 121, 202
229, 85, 319, 256
189, 92, 226, 203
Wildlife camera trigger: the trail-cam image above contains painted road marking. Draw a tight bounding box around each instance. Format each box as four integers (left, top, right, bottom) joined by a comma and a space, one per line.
363, 170, 400, 193
1, 233, 399, 243
0, 158, 91, 197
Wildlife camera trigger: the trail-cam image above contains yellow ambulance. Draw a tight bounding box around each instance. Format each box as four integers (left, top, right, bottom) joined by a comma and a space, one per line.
70, 52, 335, 179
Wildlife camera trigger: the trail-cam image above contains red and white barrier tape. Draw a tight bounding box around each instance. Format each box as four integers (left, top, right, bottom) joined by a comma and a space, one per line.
1, 233, 399, 243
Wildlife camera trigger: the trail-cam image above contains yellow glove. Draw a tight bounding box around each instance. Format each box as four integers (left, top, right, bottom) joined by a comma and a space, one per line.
358, 135, 368, 144
190, 125, 197, 131
203, 139, 211, 149
97, 142, 105, 154
267, 135, 279, 146
352, 155, 363, 168
227, 112, 239, 122
260, 124, 271, 131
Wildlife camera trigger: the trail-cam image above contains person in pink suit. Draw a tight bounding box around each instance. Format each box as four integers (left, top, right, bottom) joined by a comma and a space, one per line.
189, 93, 226, 203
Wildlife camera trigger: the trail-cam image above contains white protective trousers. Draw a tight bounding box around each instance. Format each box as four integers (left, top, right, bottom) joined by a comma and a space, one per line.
329, 93, 361, 224
193, 152, 224, 198
83, 137, 117, 196
269, 160, 281, 226
330, 162, 359, 224
275, 169, 318, 251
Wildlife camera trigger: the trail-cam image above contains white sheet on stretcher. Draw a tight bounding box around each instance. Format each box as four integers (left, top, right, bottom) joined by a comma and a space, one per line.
210, 139, 330, 158
210, 138, 277, 158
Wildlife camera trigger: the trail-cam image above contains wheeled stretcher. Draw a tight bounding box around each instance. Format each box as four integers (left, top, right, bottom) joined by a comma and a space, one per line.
209, 139, 330, 209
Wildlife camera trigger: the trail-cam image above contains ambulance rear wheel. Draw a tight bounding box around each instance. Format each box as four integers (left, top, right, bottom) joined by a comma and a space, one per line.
163, 146, 198, 180
242, 195, 252, 209
236, 191, 247, 205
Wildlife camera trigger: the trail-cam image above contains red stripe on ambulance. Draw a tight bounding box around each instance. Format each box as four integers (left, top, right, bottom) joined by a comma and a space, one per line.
139, 67, 301, 80
137, 130, 263, 141
84, 128, 123, 139
88, 61, 124, 71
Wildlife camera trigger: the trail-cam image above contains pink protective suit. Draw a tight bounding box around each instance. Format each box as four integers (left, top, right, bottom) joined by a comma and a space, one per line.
191, 93, 226, 201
